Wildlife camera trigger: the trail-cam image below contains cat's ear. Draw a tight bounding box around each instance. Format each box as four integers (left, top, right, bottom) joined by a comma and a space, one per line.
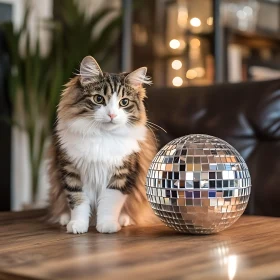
80, 56, 103, 86
125, 67, 152, 88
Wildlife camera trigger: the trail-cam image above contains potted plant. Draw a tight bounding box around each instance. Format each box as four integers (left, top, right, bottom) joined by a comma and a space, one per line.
1, 0, 121, 207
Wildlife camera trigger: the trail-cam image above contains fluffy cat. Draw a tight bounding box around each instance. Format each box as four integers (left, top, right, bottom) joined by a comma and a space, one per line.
48, 56, 157, 234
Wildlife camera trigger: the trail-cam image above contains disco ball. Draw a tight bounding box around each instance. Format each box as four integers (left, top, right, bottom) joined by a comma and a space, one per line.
146, 134, 251, 234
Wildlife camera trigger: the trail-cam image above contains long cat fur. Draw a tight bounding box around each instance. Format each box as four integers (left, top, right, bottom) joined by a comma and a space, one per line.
48, 56, 158, 233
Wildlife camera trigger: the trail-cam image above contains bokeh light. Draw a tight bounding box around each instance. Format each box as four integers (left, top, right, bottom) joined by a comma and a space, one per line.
190, 38, 201, 49
190, 17, 201, 27
207, 17, 213, 26
169, 39, 180, 49
172, 60, 182, 70
195, 67, 205, 78
186, 69, 197, 79
172, 76, 183, 87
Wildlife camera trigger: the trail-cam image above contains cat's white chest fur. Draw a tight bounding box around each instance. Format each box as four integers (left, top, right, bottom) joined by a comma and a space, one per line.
57, 121, 146, 203
62, 131, 141, 165
58, 123, 146, 164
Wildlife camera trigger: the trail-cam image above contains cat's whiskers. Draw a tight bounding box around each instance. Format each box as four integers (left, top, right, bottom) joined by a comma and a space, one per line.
125, 120, 158, 142
145, 123, 161, 133
146, 121, 167, 133
65, 118, 84, 134
64, 115, 93, 135
82, 119, 98, 141
82, 121, 91, 140
145, 124, 158, 143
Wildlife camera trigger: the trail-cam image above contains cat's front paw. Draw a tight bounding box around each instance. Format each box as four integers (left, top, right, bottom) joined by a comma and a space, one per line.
96, 220, 121, 234
67, 220, 89, 234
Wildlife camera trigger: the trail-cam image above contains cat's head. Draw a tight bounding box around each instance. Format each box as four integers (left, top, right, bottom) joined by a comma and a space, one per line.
58, 56, 152, 134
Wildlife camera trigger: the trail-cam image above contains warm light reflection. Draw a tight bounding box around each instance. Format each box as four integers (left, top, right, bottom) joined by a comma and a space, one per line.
179, 39, 186, 49
195, 67, 205, 77
243, 6, 253, 15
172, 60, 182, 70
236, 10, 246, 19
190, 38, 201, 49
207, 17, 213, 26
186, 69, 197, 79
177, 7, 188, 28
212, 245, 238, 280
169, 39, 180, 49
172, 77, 183, 87
227, 255, 237, 280
190, 17, 201, 27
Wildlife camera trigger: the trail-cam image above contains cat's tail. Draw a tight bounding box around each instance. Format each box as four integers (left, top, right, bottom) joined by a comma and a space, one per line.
122, 189, 161, 226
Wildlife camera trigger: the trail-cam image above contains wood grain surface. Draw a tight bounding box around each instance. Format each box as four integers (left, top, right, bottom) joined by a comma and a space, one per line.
0, 210, 279, 280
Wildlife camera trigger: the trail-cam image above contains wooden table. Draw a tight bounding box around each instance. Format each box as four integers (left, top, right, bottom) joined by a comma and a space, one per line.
0, 210, 279, 280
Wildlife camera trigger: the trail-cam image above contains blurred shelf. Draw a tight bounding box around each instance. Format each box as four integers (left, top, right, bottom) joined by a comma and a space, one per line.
259, 0, 280, 3
184, 30, 214, 39
226, 28, 280, 49
227, 28, 280, 42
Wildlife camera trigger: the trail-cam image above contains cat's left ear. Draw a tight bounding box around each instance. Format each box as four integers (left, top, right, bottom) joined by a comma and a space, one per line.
80, 56, 103, 86
125, 67, 152, 88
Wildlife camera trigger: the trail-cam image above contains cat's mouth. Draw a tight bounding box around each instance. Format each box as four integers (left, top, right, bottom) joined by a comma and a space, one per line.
103, 120, 120, 127
105, 119, 116, 124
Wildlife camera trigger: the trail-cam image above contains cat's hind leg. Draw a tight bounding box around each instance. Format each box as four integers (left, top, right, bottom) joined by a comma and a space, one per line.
59, 213, 70, 226
118, 212, 134, 227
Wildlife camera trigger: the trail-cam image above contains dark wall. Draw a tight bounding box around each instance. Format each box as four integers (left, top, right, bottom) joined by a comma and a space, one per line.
0, 29, 11, 211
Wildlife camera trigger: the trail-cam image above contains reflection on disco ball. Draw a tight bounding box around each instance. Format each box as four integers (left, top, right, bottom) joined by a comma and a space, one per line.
146, 134, 251, 234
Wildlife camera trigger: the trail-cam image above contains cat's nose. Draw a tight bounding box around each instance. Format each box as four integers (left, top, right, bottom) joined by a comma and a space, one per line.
108, 113, 117, 119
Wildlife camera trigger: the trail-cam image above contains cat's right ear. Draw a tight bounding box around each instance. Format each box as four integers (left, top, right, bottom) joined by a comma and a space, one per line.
80, 56, 103, 86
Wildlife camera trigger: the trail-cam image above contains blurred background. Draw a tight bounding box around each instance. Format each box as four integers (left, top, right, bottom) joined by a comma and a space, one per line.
0, 0, 280, 211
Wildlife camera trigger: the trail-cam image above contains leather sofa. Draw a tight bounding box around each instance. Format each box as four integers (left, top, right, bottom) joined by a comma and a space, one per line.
146, 78, 280, 217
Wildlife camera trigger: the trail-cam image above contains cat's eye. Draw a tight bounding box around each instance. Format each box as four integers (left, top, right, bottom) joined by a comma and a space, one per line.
93, 94, 105, 104
119, 98, 129, 107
